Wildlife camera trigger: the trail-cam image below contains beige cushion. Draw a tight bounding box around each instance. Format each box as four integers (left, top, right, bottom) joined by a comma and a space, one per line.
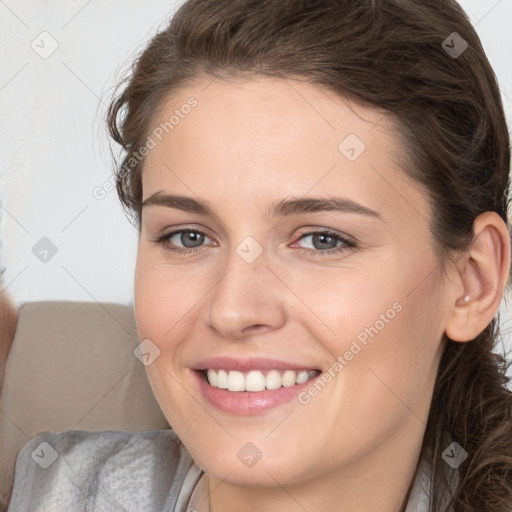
0, 301, 170, 509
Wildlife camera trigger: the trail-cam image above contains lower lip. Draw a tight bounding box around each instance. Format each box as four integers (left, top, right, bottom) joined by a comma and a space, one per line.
193, 370, 320, 415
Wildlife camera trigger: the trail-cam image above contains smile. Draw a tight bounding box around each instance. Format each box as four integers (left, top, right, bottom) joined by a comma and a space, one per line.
192, 357, 323, 414
204, 369, 321, 392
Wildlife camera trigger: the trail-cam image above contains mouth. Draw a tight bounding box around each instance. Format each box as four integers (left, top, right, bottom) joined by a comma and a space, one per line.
200, 368, 321, 392
191, 357, 323, 415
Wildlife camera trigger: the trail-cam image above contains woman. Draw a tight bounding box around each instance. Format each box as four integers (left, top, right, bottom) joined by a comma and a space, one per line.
6, 0, 512, 510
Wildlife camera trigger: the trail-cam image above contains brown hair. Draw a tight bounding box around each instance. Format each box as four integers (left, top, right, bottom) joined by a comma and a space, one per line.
107, 1, 512, 510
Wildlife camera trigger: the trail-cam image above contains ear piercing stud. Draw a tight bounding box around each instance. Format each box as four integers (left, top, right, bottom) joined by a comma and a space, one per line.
464, 295, 470, 303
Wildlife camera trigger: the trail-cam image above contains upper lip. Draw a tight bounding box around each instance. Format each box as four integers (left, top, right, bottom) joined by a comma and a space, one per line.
192, 357, 320, 373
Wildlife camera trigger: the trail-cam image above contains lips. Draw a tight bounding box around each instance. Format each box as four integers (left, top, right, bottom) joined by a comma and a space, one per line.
191, 356, 322, 414
192, 356, 320, 373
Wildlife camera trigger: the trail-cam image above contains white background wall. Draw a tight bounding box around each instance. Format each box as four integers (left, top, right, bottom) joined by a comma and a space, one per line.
0, 0, 182, 308
1, 0, 512, 353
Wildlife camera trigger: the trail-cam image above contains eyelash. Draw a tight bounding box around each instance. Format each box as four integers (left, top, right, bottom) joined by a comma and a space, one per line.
152, 228, 357, 257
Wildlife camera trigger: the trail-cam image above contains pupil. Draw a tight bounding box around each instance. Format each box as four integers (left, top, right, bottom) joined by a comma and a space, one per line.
183, 231, 204, 248
315, 233, 335, 250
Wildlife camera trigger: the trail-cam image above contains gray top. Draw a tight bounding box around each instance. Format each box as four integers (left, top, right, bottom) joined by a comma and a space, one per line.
7, 428, 452, 511
7, 429, 203, 512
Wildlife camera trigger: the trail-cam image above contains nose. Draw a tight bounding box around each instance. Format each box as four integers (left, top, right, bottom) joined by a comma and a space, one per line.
203, 247, 287, 340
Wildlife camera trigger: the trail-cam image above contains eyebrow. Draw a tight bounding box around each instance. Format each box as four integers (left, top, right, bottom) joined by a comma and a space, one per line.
141, 192, 384, 221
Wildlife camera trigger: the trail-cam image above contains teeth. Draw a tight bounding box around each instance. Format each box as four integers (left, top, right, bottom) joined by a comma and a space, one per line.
296, 370, 310, 384
265, 370, 281, 390
246, 370, 266, 392
227, 371, 245, 391
207, 369, 218, 387
205, 369, 318, 391
217, 369, 228, 389
281, 370, 296, 387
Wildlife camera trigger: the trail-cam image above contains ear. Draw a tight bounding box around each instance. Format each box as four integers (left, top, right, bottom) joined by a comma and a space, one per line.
445, 211, 511, 342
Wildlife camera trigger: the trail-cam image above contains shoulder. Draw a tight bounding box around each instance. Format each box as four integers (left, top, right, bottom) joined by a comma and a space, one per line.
8, 428, 200, 512
13, 427, 186, 465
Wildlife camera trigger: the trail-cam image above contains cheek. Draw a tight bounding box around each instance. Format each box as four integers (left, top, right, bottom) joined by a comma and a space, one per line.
290, 275, 445, 467
133, 251, 206, 412
358, 280, 443, 408
303, 251, 445, 406
133, 250, 196, 347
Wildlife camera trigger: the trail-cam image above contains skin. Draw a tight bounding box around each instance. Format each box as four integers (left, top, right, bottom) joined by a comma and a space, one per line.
133, 76, 510, 512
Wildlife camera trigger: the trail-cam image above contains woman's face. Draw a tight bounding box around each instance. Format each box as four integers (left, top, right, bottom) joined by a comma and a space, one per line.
134, 76, 453, 489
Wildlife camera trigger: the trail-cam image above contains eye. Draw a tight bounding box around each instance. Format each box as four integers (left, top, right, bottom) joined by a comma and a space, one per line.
291, 229, 357, 256
153, 228, 214, 254
152, 227, 357, 257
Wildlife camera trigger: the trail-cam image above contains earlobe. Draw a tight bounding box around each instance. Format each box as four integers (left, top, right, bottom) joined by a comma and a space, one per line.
445, 212, 511, 343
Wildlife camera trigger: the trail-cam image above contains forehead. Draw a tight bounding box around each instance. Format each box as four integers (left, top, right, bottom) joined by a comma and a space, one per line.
146, 75, 398, 161
141, 76, 428, 225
